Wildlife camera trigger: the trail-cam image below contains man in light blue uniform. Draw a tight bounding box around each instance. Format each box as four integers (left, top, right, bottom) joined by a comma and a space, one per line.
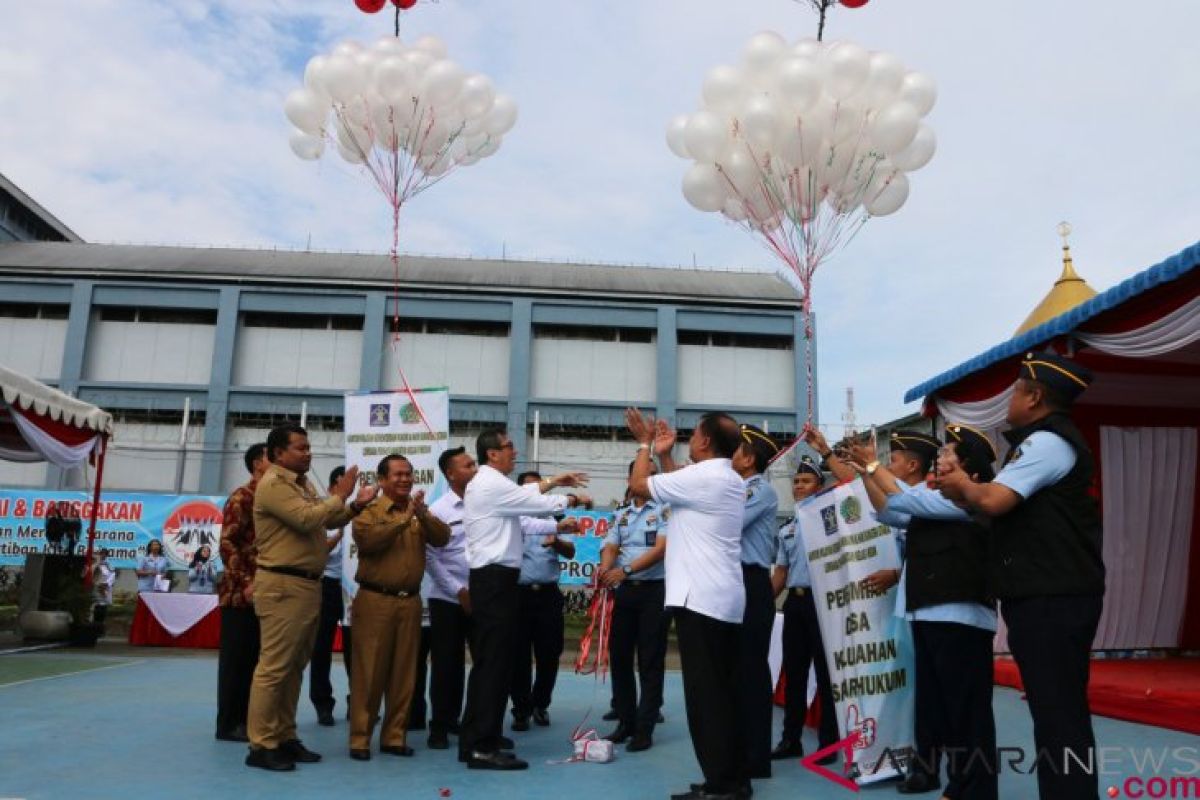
509, 471, 579, 732
880, 425, 999, 800
732, 423, 782, 781
770, 455, 839, 763
599, 463, 669, 752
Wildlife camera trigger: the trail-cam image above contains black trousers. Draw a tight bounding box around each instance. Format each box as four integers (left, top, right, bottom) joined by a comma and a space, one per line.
609, 580, 669, 734
736, 565, 776, 778
780, 590, 838, 749
510, 583, 565, 717
408, 626, 432, 729
911, 620, 998, 800
1002, 595, 1103, 800
216, 605, 260, 735
675, 607, 746, 794
459, 564, 521, 756
430, 598, 471, 735
308, 577, 344, 714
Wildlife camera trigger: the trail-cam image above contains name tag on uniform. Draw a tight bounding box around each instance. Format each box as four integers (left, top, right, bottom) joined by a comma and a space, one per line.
645, 528, 657, 547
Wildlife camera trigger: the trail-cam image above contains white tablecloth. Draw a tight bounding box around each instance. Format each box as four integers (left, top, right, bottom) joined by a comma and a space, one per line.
138, 592, 219, 636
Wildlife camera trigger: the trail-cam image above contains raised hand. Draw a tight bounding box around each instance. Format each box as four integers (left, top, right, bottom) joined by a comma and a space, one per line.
334, 466, 361, 500
558, 517, 580, 534
653, 418, 676, 457
353, 481, 379, 506
411, 489, 427, 516
803, 425, 831, 456
848, 439, 878, 468
625, 407, 654, 445
554, 471, 589, 489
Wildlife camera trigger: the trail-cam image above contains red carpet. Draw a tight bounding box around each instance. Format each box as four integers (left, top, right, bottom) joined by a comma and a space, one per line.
994, 656, 1200, 735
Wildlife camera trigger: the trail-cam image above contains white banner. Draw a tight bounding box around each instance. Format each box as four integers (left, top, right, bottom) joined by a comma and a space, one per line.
798, 479, 915, 784
341, 389, 450, 615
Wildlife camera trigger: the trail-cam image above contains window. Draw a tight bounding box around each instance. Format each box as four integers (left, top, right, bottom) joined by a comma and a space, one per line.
242, 312, 361, 331
678, 330, 793, 350
0, 302, 68, 320
97, 307, 217, 325
389, 318, 509, 336
534, 324, 654, 343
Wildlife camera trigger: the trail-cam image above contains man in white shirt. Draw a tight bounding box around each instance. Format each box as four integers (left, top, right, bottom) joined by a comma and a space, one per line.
457, 428, 590, 771
425, 446, 478, 750
625, 408, 748, 800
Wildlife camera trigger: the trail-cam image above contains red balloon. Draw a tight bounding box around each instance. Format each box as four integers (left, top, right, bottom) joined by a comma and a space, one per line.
392, 0, 418, 8
355, 0, 387, 12
840, 0, 870, 7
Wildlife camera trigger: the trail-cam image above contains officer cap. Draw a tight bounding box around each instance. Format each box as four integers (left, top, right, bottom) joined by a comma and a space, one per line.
1019, 351, 1093, 404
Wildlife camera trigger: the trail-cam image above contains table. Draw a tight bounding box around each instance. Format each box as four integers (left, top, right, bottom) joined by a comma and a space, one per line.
129, 593, 221, 648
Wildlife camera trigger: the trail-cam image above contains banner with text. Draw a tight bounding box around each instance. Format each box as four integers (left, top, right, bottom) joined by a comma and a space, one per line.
798, 478, 914, 784
0, 490, 226, 569
342, 389, 450, 605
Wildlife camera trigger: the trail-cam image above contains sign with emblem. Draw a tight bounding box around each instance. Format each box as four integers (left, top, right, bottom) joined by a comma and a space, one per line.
797, 478, 914, 785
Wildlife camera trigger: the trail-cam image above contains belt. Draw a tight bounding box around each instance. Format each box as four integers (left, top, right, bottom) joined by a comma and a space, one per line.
260, 565, 322, 582
358, 579, 418, 598
522, 582, 558, 592
791, 587, 808, 596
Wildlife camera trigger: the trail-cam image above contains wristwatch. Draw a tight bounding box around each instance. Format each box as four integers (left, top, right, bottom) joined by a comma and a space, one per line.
866, 460, 881, 476
622, 565, 633, 576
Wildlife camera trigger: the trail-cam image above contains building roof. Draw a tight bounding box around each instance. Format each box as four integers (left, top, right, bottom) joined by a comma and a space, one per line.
0, 241, 798, 307
904, 239, 1200, 403
1013, 244, 1097, 335
0, 173, 83, 243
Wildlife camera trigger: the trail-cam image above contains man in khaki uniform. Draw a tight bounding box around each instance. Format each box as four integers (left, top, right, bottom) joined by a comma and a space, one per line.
246, 424, 377, 772
349, 454, 451, 760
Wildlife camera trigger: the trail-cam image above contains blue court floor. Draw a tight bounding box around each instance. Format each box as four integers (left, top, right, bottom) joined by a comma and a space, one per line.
1, 649, 1197, 800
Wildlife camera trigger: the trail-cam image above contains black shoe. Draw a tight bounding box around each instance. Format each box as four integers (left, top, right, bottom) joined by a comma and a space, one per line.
427, 732, 450, 750
280, 739, 321, 763
627, 733, 652, 752
604, 724, 631, 744
687, 783, 751, 799
466, 750, 528, 770
815, 752, 838, 767
496, 735, 514, 750
896, 772, 941, 794
381, 745, 414, 757
245, 747, 296, 772
349, 749, 371, 761
770, 738, 803, 760
674, 789, 736, 800
532, 707, 550, 727
511, 715, 530, 732
317, 710, 335, 727
602, 708, 619, 721
216, 725, 249, 742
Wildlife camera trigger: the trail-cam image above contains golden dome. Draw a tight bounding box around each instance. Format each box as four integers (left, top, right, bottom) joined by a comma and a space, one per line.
1014, 222, 1098, 336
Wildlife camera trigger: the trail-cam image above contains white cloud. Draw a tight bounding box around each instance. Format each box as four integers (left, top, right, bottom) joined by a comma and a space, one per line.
2, 0, 1198, 428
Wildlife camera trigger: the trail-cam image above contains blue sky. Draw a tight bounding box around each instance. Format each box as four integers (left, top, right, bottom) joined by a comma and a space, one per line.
2, 0, 1198, 429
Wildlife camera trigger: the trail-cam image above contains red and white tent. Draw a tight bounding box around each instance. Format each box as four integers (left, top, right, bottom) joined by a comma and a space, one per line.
0, 364, 113, 581
905, 242, 1200, 651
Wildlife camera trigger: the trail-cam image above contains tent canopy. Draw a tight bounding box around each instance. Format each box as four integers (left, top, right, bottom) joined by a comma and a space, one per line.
0, 364, 112, 468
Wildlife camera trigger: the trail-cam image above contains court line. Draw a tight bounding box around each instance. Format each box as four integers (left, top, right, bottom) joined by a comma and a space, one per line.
0, 658, 145, 689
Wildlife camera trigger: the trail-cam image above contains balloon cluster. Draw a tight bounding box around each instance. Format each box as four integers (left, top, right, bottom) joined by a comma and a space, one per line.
667, 32, 938, 423
284, 35, 517, 208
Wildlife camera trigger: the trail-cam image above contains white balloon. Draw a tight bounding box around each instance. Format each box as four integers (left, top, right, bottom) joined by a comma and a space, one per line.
374, 56, 413, 102
738, 94, 779, 151
459, 74, 496, 118
828, 100, 867, 144
336, 139, 366, 165
824, 41, 870, 99
324, 55, 363, 103
684, 110, 729, 163
776, 57, 821, 111
304, 55, 331, 99
477, 137, 502, 158
792, 37, 822, 60
722, 197, 749, 222
353, 50, 381, 79
289, 130, 324, 161
462, 132, 490, 154
682, 163, 729, 212
373, 104, 406, 152
865, 171, 909, 216
702, 65, 747, 113
336, 119, 373, 155
869, 101, 920, 154
860, 51, 905, 109
716, 144, 761, 197
666, 114, 691, 159
890, 124, 936, 171
898, 71, 938, 116
414, 35, 448, 60
423, 60, 465, 105
332, 40, 364, 59
372, 36, 407, 56
483, 94, 518, 136
284, 89, 329, 134
743, 31, 788, 75
402, 49, 435, 78
774, 108, 825, 169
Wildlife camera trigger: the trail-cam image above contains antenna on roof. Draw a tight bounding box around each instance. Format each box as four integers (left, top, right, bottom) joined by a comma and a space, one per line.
306, 233, 312, 252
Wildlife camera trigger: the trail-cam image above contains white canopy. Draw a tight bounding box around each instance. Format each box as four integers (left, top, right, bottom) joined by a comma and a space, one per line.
0, 364, 113, 467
